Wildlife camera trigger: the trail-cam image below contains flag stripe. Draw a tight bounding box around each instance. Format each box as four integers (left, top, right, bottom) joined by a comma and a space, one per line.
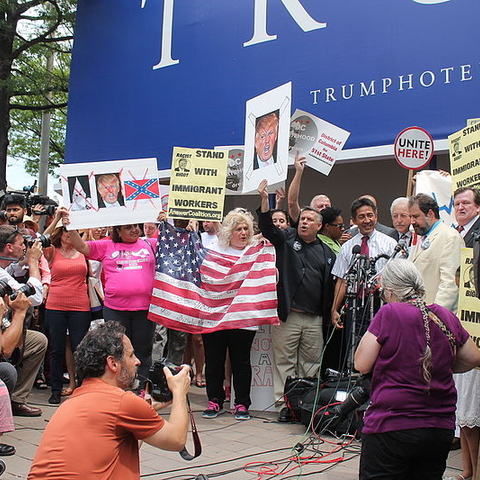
148, 222, 279, 333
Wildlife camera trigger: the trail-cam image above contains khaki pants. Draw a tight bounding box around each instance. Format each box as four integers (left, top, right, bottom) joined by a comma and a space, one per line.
12, 330, 48, 404
272, 311, 323, 409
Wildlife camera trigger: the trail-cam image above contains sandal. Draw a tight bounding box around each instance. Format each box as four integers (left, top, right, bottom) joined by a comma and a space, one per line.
61, 387, 74, 396
34, 378, 48, 390
195, 380, 206, 388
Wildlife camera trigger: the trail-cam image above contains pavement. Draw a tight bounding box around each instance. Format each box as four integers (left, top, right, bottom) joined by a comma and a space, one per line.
1, 386, 466, 479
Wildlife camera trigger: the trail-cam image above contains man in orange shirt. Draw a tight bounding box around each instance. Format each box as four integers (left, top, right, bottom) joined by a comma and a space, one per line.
28, 322, 190, 479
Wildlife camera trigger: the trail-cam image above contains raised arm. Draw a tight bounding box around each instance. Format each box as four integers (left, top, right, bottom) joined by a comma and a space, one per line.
287, 152, 306, 224
258, 179, 270, 213
60, 208, 90, 256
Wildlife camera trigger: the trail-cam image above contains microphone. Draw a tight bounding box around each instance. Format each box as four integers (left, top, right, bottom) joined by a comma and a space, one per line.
346, 245, 363, 274
391, 239, 407, 259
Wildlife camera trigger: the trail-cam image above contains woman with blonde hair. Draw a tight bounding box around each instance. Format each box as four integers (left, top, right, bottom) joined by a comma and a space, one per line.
201, 210, 259, 421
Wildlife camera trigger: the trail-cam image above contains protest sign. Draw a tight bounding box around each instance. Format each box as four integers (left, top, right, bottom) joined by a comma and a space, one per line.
449, 122, 480, 191
214, 146, 245, 195
394, 126, 434, 170
168, 147, 227, 221
289, 109, 350, 175
60, 158, 162, 230
458, 248, 480, 346
242, 83, 291, 194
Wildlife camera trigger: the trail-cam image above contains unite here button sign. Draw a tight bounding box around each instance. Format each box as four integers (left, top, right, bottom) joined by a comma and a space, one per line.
394, 126, 434, 170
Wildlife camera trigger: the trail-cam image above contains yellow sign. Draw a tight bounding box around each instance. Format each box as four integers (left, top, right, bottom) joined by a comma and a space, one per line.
449, 122, 480, 191
168, 147, 227, 221
458, 248, 480, 348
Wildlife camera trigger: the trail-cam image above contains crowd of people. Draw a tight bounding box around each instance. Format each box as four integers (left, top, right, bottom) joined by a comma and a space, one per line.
0, 158, 477, 479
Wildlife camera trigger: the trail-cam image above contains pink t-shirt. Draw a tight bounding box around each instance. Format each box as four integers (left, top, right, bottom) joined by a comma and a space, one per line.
87, 238, 156, 311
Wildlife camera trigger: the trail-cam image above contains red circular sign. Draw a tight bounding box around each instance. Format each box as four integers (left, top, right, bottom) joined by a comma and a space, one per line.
394, 126, 434, 170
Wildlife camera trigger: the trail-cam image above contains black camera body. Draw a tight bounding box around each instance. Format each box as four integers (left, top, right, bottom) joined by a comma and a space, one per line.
22, 233, 51, 249
0, 281, 36, 301
147, 358, 191, 402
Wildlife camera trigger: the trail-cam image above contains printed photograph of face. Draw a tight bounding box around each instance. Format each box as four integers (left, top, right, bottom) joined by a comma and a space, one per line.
253, 110, 279, 170
174, 157, 190, 173
96, 173, 125, 208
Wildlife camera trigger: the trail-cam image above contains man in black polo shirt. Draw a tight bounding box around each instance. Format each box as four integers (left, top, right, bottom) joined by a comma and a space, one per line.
257, 179, 335, 422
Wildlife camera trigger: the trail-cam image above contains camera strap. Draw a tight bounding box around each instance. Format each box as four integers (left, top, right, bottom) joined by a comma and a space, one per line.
143, 381, 201, 461
179, 396, 202, 461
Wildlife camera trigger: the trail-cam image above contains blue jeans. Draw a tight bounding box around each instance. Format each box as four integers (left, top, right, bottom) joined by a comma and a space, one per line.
45, 309, 91, 393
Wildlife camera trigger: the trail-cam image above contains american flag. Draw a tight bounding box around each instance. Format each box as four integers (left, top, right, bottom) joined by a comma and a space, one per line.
124, 178, 160, 201
148, 222, 279, 333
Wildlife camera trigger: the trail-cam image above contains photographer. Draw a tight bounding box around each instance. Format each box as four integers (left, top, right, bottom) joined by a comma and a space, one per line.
0, 226, 47, 417
0, 292, 31, 456
29, 322, 190, 479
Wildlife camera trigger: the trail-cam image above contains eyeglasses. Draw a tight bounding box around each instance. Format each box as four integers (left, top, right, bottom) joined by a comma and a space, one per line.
328, 223, 345, 229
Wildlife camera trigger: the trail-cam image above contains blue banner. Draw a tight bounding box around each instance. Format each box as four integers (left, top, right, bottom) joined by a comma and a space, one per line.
66, 0, 480, 169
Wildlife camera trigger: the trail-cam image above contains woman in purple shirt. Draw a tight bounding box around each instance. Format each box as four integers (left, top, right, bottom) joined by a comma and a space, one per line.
355, 259, 480, 480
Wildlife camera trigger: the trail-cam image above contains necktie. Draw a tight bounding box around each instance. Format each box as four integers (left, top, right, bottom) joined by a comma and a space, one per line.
361, 235, 369, 257
457, 225, 464, 233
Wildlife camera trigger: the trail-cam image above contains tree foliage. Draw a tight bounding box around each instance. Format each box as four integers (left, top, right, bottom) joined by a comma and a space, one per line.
0, 0, 76, 190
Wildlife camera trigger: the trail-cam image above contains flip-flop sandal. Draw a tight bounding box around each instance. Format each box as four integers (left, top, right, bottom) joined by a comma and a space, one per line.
195, 380, 206, 388
61, 387, 74, 396
34, 378, 48, 390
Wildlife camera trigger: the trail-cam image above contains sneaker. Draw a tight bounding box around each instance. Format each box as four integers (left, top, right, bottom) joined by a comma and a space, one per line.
202, 400, 224, 419
233, 404, 251, 420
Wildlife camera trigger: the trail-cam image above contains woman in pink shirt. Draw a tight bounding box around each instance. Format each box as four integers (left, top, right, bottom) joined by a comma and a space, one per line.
62, 209, 157, 384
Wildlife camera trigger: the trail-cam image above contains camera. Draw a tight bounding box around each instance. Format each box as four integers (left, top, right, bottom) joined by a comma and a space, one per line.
23, 233, 51, 249
30, 199, 56, 216
147, 358, 192, 402
0, 280, 36, 301
313, 375, 371, 434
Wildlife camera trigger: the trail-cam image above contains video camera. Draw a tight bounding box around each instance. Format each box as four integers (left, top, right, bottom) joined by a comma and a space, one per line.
5, 182, 58, 216
147, 358, 192, 402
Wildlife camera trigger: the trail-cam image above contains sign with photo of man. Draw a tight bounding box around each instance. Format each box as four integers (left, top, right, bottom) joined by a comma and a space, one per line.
168, 147, 228, 221
449, 122, 480, 191
60, 158, 162, 229
242, 82, 291, 194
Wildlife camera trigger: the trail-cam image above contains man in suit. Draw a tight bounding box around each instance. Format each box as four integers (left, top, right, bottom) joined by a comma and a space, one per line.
408, 193, 463, 312
453, 187, 480, 248
390, 197, 418, 255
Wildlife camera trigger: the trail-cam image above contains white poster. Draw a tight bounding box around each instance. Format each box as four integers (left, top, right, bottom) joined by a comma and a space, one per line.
242, 82, 291, 193
289, 109, 350, 175
414, 170, 455, 227
60, 158, 163, 230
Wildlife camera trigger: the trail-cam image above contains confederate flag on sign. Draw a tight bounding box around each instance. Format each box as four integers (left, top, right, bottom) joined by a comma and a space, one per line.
124, 178, 160, 201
